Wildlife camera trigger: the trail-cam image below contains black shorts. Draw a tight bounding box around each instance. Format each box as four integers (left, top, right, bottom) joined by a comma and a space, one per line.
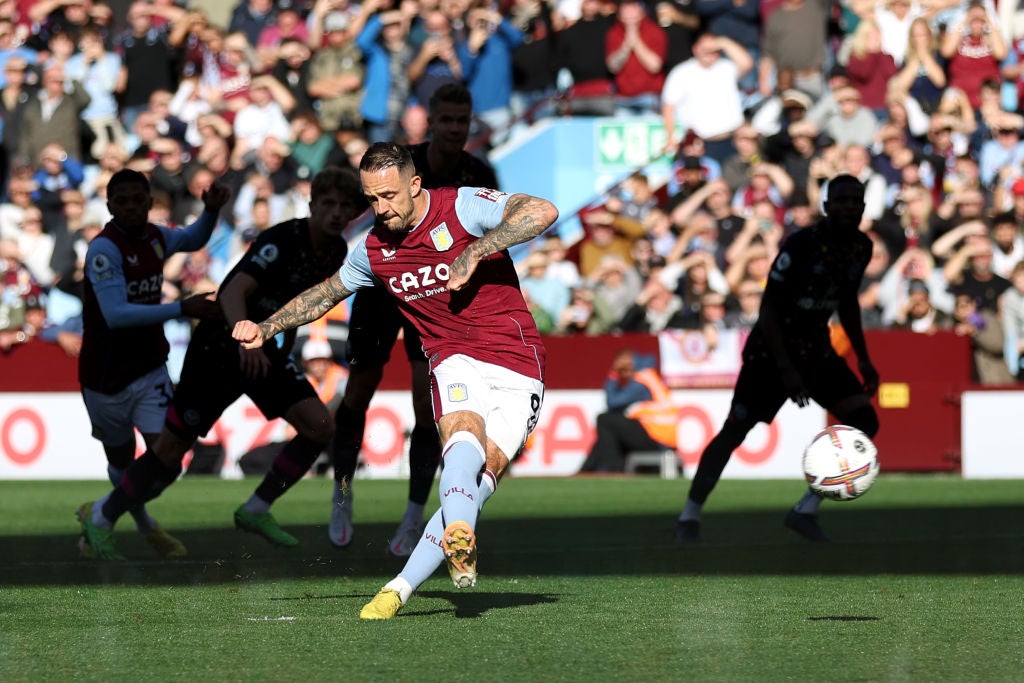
346, 283, 426, 368
166, 324, 318, 440
728, 350, 866, 424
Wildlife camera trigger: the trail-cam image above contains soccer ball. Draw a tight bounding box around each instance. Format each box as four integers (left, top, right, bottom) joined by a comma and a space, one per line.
802, 425, 879, 501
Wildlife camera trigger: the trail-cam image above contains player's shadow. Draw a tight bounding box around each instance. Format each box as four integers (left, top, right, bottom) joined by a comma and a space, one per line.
413, 591, 559, 618
2, 504, 1023, 586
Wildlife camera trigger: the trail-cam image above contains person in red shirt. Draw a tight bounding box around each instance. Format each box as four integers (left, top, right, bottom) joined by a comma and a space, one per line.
605, 0, 667, 115
940, 1, 1006, 110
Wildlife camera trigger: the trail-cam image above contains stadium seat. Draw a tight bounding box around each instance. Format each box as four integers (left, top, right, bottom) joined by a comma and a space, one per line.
624, 449, 680, 479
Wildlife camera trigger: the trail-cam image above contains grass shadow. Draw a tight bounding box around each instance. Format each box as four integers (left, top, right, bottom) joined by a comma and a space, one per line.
2, 503, 1023, 586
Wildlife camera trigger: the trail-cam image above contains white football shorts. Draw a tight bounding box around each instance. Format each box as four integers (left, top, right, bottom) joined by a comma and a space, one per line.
82, 365, 173, 446
431, 354, 545, 460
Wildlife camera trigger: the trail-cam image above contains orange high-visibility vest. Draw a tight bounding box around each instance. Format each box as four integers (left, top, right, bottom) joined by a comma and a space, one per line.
309, 364, 347, 405
625, 367, 678, 448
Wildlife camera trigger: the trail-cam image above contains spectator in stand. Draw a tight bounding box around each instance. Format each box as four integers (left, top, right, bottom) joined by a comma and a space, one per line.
0, 56, 32, 187
661, 32, 752, 164
254, 0, 308, 73
1001, 259, 1024, 379
0, 237, 44, 352
750, 72, 813, 138
210, 31, 258, 118
840, 144, 888, 228
355, 1, 416, 143
518, 249, 571, 323
270, 38, 315, 115
943, 232, 1012, 314
64, 25, 123, 163
168, 77, 214, 149
149, 137, 191, 225
724, 277, 762, 330
578, 348, 677, 474
31, 143, 86, 231
536, 233, 581, 288
232, 75, 296, 157
577, 206, 647, 277
604, 0, 666, 116
554, 0, 615, 116
669, 177, 745, 260
875, 183, 937, 257
407, 10, 463, 110
555, 285, 614, 335
309, 12, 365, 133
144, 88, 189, 146
12, 205, 56, 288
116, 2, 179, 132
19, 64, 90, 165
693, 0, 760, 94
978, 111, 1024, 188
731, 163, 794, 222
289, 112, 334, 175
0, 177, 35, 239
941, 1, 1006, 112
934, 182, 987, 241
617, 271, 689, 333
0, 17, 37, 83
890, 278, 952, 333
721, 125, 764, 193
891, 17, 946, 115
759, 0, 828, 99
459, 1, 524, 143
26, 0, 96, 50
588, 253, 644, 323
763, 117, 821, 198
988, 212, 1024, 277
228, 0, 277, 47
509, 0, 560, 130
953, 291, 1015, 384
845, 18, 899, 119
810, 86, 879, 148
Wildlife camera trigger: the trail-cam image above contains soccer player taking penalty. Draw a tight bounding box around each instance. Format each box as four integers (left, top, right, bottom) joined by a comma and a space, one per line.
233, 142, 558, 618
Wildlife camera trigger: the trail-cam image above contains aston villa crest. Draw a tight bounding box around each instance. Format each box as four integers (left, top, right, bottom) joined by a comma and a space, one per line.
430, 223, 453, 251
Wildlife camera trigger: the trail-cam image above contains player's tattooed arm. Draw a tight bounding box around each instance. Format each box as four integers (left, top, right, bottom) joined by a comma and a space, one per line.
258, 273, 353, 340
449, 194, 559, 290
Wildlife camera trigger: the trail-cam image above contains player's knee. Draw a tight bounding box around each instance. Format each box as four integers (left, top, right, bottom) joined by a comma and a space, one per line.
843, 405, 879, 438
104, 442, 136, 469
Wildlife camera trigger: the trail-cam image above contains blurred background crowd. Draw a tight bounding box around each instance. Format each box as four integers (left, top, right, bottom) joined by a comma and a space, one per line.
3, 0, 1024, 385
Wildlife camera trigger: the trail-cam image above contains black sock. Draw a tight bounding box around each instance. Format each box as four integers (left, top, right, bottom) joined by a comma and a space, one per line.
254, 435, 328, 505
407, 423, 441, 505
102, 451, 181, 523
332, 402, 365, 484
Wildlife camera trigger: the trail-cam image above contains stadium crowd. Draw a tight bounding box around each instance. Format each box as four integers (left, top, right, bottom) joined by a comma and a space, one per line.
2, 0, 1024, 384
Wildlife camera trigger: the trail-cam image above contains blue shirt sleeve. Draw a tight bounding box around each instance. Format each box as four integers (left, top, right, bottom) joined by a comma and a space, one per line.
453, 186, 511, 237
161, 209, 219, 254
338, 235, 377, 292
85, 237, 183, 328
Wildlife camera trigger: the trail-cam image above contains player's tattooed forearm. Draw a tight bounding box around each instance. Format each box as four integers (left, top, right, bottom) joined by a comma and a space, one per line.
258, 275, 352, 339
472, 194, 547, 257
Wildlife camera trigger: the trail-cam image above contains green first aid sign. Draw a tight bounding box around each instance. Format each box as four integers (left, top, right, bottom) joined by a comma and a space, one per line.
596, 121, 670, 169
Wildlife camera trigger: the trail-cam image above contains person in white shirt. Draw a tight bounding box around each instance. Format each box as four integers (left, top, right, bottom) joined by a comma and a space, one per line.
661, 32, 753, 162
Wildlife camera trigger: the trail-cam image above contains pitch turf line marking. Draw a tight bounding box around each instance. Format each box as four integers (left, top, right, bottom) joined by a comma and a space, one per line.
245, 616, 297, 621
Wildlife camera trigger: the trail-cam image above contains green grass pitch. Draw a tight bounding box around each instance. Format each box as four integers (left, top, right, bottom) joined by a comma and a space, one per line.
0, 476, 1022, 682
